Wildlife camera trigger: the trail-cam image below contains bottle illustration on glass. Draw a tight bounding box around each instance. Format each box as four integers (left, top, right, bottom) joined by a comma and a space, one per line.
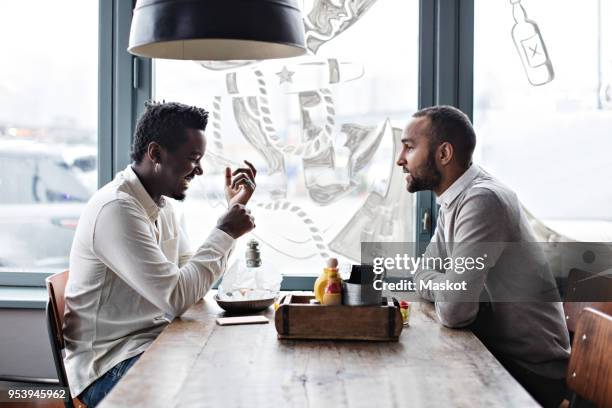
510, 0, 554, 86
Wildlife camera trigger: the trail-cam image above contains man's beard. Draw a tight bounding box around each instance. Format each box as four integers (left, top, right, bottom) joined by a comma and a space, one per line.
407, 149, 442, 193
172, 191, 187, 201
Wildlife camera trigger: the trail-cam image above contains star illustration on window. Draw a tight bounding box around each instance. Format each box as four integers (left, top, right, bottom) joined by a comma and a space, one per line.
276, 66, 295, 84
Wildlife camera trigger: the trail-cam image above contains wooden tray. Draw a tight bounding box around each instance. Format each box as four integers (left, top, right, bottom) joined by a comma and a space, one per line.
274, 294, 403, 341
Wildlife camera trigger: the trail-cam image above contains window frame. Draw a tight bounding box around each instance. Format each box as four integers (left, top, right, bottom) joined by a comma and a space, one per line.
0, 0, 475, 296
418, 0, 474, 255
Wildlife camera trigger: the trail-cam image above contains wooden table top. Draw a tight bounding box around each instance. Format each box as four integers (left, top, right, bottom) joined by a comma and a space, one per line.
100, 292, 538, 408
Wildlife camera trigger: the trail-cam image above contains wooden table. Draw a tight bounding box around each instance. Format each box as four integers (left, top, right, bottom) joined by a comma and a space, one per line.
100, 292, 538, 408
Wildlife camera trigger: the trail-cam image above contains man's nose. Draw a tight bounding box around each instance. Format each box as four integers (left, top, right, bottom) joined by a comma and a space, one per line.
195, 164, 203, 176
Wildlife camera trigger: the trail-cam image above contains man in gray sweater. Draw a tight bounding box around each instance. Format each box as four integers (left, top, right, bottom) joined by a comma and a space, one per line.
396, 105, 570, 407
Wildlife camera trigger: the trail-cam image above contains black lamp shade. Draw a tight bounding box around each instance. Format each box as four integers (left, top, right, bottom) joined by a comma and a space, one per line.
128, 0, 307, 60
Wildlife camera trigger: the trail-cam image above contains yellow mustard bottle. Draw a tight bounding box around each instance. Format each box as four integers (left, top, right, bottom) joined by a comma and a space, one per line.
314, 258, 338, 302
322, 266, 342, 306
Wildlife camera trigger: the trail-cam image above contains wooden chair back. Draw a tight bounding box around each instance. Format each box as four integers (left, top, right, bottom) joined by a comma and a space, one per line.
566, 307, 612, 407
46, 270, 69, 347
46, 270, 76, 407
563, 268, 612, 335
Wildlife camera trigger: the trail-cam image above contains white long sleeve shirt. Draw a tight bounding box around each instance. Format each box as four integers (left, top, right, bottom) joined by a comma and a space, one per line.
63, 165, 234, 397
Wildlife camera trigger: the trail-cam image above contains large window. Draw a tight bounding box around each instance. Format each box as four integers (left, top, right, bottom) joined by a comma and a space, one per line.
0, 1, 98, 272
474, 0, 612, 241
154, 1, 419, 275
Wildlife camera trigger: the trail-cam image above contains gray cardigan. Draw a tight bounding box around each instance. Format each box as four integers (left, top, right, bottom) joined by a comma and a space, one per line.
414, 164, 570, 379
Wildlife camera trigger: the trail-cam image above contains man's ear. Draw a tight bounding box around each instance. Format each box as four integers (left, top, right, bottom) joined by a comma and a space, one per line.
147, 142, 162, 164
438, 142, 454, 166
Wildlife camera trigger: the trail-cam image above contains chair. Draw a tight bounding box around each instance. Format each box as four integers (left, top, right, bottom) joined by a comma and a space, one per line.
46, 270, 87, 408
566, 307, 612, 407
563, 268, 612, 336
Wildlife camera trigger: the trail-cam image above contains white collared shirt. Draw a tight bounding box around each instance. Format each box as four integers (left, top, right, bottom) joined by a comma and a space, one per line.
63, 165, 234, 397
436, 163, 481, 209
434, 163, 481, 240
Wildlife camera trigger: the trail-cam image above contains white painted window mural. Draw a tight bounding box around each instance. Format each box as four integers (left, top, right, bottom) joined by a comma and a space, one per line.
155, 0, 419, 275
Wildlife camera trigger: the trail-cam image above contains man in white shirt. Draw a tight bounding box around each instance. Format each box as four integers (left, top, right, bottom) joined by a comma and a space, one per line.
396, 105, 570, 408
63, 101, 257, 406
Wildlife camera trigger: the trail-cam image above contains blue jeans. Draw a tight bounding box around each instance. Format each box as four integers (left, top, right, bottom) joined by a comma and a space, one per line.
79, 353, 142, 407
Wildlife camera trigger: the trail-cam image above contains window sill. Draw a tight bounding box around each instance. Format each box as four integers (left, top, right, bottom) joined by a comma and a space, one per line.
280, 275, 316, 291
0, 286, 47, 309
0, 275, 317, 310
0, 271, 53, 287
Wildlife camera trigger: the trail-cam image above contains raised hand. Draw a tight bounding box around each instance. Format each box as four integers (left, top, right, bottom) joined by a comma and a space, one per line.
225, 160, 257, 207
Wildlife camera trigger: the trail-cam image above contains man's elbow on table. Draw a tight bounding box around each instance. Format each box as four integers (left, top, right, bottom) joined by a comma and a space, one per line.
152, 296, 187, 319
167, 302, 190, 319
435, 302, 479, 328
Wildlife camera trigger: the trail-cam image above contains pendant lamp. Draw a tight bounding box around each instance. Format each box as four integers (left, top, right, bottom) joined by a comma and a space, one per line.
128, 0, 306, 60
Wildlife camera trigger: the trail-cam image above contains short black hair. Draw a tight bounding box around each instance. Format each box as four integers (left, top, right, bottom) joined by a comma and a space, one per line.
412, 105, 476, 168
131, 101, 209, 163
